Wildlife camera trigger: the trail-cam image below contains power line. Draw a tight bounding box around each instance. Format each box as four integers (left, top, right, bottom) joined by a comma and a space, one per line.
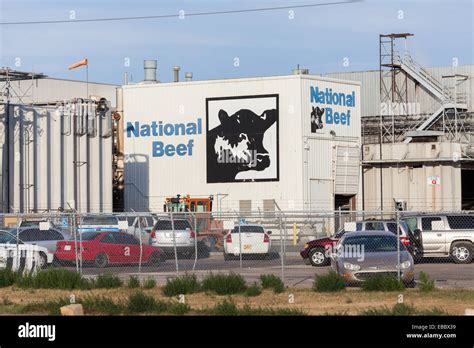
0, 1, 362, 26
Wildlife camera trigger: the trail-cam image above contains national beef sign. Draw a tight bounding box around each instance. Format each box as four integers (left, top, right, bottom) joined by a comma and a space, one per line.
206, 94, 279, 183
126, 119, 202, 157
310, 86, 356, 133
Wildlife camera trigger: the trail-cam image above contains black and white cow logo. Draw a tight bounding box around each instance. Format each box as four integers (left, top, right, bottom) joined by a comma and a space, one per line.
311, 106, 324, 132
206, 95, 279, 183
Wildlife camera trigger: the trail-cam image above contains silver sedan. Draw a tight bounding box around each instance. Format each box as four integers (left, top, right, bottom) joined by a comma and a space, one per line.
331, 230, 415, 286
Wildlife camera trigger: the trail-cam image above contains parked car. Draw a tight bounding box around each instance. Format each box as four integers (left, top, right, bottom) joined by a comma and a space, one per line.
19, 219, 59, 229
330, 230, 415, 286
9, 227, 70, 254
300, 219, 415, 266
0, 229, 51, 269
149, 219, 196, 257
54, 231, 164, 268
402, 213, 474, 264
300, 229, 345, 266
121, 215, 156, 242
223, 224, 272, 260
78, 215, 121, 233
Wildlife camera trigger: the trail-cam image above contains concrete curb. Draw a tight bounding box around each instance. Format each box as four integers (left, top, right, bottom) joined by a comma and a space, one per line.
209, 251, 301, 257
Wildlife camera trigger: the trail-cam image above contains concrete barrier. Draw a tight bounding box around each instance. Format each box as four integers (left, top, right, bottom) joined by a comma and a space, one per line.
60, 304, 84, 316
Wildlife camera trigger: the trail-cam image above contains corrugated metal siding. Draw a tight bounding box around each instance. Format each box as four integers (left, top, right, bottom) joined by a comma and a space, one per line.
363, 142, 463, 211
334, 145, 359, 195
0, 103, 113, 213
0, 79, 118, 107
307, 138, 333, 180
327, 65, 473, 117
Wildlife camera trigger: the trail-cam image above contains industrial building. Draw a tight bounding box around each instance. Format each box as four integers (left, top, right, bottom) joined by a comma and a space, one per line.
327, 34, 474, 212
121, 63, 362, 213
0, 69, 118, 213
2, 33, 471, 215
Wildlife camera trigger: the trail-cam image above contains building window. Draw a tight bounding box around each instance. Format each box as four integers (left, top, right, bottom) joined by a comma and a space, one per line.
239, 200, 252, 213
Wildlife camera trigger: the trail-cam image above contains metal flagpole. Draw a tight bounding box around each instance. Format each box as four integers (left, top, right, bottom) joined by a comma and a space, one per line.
86, 64, 89, 99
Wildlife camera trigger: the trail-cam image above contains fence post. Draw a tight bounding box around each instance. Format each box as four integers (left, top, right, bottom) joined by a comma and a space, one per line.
138, 213, 143, 274
396, 209, 401, 282
283, 213, 288, 284
15, 211, 21, 271
192, 212, 198, 271
79, 214, 83, 274
170, 211, 179, 274
72, 211, 79, 274
279, 211, 285, 284
238, 213, 242, 269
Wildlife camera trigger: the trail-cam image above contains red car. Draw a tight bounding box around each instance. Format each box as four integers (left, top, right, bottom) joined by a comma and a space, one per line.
54, 231, 164, 268
300, 230, 344, 266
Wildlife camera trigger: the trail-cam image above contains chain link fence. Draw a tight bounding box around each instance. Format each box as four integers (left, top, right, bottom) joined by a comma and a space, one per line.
0, 210, 472, 288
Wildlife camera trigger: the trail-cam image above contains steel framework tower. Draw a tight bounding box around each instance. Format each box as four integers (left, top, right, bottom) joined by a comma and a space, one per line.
379, 33, 413, 143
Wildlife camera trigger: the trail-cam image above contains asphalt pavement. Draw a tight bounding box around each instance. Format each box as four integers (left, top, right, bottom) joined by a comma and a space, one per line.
71, 251, 474, 289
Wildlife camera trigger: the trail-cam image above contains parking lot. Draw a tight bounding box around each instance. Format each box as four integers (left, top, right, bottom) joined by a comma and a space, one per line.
69, 252, 474, 289
2, 211, 473, 290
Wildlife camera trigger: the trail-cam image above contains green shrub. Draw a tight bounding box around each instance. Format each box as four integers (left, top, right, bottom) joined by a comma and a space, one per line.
210, 299, 239, 315
95, 273, 123, 289
245, 282, 262, 297
361, 275, 405, 292
360, 303, 448, 316
0, 268, 16, 287
313, 271, 345, 292
201, 272, 247, 295
167, 302, 191, 315
259, 274, 285, 293
21, 297, 71, 315
205, 299, 306, 316
162, 274, 201, 297
82, 296, 122, 315
127, 276, 140, 289
418, 272, 435, 292
142, 278, 156, 289
238, 305, 306, 316
126, 291, 159, 313
16, 269, 90, 290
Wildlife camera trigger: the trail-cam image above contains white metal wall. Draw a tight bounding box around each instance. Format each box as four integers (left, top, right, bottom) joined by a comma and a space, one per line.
301, 75, 361, 211
0, 103, 113, 213
123, 74, 362, 212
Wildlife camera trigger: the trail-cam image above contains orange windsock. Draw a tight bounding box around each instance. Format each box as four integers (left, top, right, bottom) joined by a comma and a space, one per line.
68, 59, 88, 70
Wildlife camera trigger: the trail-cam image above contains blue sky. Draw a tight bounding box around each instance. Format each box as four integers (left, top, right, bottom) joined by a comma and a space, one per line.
0, 0, 472, 85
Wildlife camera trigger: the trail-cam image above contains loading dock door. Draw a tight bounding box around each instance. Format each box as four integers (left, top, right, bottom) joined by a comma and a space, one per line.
334, 146, 360, 195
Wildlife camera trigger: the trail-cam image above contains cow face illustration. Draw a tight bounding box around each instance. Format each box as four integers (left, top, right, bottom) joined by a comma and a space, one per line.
311, 106, 324, 132
207, 108, 277, 182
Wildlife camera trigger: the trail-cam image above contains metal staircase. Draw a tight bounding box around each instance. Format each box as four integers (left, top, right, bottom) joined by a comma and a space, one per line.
396, 54, 452, 102
396, 53, 468, 142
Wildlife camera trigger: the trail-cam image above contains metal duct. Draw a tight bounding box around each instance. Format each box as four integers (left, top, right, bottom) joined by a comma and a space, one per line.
173, 66, 181, 82
185, 72, 193, 81
143, 60, 157, 82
